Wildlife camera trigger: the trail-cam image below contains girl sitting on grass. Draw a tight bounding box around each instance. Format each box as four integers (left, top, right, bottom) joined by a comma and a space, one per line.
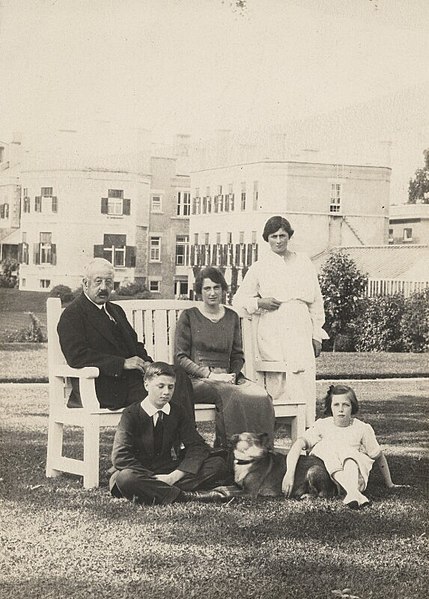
282, 384, 400, 509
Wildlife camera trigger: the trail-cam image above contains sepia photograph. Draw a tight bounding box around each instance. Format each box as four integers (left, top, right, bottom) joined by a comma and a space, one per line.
0, 1, 428, 598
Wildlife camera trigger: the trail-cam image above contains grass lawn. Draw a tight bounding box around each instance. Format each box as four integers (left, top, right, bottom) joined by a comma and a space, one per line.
0, 288, 49, 342
1, 343, 428, 382
0, 379, 428, 599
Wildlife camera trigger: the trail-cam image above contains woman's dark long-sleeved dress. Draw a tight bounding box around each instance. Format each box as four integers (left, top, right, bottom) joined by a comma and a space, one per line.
175, 307, 275, 448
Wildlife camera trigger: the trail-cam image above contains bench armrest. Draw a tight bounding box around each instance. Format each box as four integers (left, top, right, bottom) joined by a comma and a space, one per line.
52, 365, 100, 379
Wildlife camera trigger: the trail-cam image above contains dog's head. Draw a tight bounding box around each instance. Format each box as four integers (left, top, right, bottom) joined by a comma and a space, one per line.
231, 432, 271, 463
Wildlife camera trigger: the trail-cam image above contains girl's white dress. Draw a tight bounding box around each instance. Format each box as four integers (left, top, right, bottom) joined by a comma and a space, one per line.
233, 251, 328, 425
303, 417, 382, 490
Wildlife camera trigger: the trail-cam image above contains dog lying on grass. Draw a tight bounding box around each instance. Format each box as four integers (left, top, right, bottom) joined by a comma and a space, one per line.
231, 432, 336, 499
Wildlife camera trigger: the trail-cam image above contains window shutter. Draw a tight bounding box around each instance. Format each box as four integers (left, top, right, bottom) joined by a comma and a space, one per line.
35, 197, 42, 212
123, 199, 131, 215
18, 243, 23, 262
101, 198, 108, 214
125, 246, 136, 267
93, 244, 104, 258
51, 244, 57, 265
34, 243, 40, 264
0, 205, 4, 218
190, 244, 195, 265
51, 197, 58, 213
246, 244, 252, 266
235, 244, 240, 266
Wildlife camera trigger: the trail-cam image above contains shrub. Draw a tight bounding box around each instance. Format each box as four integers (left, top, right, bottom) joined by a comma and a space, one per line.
318, 250, 368, 349
7, 312, 47, 343
49, 284, 74, 304
0, 258, 19, 288
113, 281, 151, 299
401, 289, 429, 352
353, 294, 405, 352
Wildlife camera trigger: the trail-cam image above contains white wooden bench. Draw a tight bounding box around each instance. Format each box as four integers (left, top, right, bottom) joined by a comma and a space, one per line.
46, 297, 306, 488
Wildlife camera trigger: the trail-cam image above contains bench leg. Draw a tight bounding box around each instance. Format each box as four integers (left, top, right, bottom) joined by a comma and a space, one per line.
291, 405, 306, 442
82, 418, 100, 489
46, 419, 64, 478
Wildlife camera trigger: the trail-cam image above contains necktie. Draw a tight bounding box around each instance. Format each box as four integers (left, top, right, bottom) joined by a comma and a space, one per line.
153, 411, 164, 456
103, 305, 116, 323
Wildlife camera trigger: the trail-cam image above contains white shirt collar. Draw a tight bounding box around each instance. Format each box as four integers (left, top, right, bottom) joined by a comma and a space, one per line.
84, 292, 105, 310
141, 397, 171, 418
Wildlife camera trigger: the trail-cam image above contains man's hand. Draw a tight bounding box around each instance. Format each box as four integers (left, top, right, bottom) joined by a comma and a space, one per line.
257, 297, 282, 311
282, 472, 295, 497
123, 356, 147, 373
312, 339, 322, 358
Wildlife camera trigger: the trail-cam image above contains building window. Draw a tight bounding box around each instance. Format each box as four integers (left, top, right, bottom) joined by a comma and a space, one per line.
227, 232, 232, 244
241, 182, 246, 211
330, 183, 342, 213
239, 231, 244, 244
35, 196, 42, 212
21, 278, 26, 287
101, 190, 130, 216
51, 196, 58, 213
253, 181, 259, 210
388, 228, 394, 244
41, 187, 53, 197
194, 233, 199, 245
149, 279, 161, 293
21, 232, 29, 264
0, 203, 9, 219
23, 196, 31, 213
40, 279, 51, 289
216, 232, 221, 244
103, 233, 126, 267
204, 233, 209, 245
150, 236, 161, 262
177, 191, 191, 216
40, 232, 53, 264
403, 228, 413, 242
174, 278, 188, 298
251, 230, 257, 244
151, 195, 162, 212
176, 235, 189, 266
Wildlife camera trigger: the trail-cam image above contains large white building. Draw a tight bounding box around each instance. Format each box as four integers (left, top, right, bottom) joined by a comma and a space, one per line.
188, 159, 391, 289
0, 138, 22, 261
18, 168, 151, 291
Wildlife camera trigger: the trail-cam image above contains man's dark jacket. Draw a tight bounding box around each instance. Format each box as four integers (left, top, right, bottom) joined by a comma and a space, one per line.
57, 293, 152, 409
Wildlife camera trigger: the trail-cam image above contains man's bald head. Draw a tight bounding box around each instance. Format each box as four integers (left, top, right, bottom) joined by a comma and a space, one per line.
83, 258, 115, 304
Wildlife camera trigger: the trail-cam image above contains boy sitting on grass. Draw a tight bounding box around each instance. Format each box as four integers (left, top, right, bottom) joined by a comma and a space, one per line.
110, 361, 231, 505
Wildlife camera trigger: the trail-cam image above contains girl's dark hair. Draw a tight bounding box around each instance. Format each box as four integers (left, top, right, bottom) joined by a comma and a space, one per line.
324, 384, 359, 416
262, 216, 294, 241
195, 266, 228, 295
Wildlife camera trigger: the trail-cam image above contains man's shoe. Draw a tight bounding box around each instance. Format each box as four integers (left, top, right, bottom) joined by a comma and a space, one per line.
177, 489, 231, 503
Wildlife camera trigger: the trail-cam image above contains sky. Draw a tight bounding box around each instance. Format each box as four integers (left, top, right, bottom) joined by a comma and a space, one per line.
1, 0, 428, 203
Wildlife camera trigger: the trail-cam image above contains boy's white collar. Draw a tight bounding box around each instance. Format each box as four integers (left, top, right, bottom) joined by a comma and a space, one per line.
141, 397, 171, 417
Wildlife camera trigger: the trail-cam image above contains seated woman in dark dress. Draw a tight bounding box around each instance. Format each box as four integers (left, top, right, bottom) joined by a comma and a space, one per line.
174, 266, 275, 449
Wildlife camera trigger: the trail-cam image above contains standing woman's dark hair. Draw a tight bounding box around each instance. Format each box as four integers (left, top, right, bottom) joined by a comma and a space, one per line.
262, 216, 294, 242
195, 266, 228, 295
324, 384, 359, 416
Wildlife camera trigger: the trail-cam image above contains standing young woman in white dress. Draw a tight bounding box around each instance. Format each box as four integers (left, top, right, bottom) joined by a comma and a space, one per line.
233, 216, 328, 426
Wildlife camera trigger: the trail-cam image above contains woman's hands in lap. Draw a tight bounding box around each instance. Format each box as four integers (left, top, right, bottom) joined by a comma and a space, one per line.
208, 372, 236, 384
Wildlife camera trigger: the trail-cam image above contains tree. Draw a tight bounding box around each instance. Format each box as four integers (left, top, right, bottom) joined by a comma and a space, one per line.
318, 250, 368, 350
408, 148, 429, 204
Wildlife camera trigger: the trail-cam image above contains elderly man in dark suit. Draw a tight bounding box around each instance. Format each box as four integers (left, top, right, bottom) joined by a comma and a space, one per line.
57, 258, 193, 414
110, 362, 231, 504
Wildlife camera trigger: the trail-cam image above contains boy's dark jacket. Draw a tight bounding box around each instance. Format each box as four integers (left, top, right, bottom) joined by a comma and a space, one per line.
109, 400, 210, 491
